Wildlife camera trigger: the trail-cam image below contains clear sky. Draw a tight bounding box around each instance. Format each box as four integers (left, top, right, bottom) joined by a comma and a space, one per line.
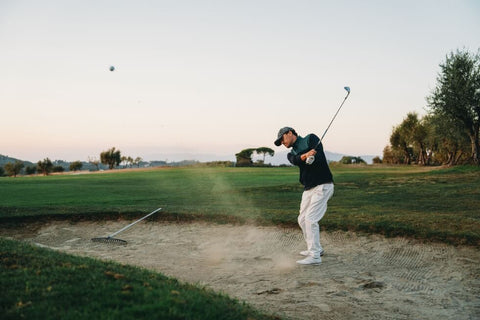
1, 0, 479, 162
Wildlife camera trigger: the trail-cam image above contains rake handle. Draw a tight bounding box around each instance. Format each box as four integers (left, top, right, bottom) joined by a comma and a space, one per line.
108, 208, 162, 238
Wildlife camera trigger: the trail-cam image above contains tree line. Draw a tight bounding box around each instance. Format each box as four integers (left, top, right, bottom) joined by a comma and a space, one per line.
0, 147, 143, 177
383, 48, 480, 166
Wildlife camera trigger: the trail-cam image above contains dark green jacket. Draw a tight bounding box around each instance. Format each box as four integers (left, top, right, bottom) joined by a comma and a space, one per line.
287, 134, 333, 190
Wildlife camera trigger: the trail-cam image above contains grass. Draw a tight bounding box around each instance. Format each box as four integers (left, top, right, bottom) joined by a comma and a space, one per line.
326, 165, 480, 244
1, 165, 479, 245
0, 237, 277, 320
1, 164, 479, 319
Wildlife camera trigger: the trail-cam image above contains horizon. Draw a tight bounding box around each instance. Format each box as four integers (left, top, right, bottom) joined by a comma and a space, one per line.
1, 1, 479, 162
1, 148, 376, 166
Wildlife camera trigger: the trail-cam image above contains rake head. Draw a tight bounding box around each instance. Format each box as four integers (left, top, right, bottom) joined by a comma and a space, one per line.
91, 237, 127, 245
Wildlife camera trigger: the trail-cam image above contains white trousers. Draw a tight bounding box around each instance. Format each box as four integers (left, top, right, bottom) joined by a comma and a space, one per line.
298, 183, 334, 258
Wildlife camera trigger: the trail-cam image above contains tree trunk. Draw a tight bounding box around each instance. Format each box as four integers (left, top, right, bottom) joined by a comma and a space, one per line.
455, 151, 464, 165
403, 147, 411, 165
470, 126, 479, 165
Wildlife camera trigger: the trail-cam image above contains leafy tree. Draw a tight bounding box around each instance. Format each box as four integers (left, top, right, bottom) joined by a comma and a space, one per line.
339, 156, 366, 164
4, 160, 24, 177
53, 166, 65, 173
372, 156, 382, 164
120, 156, 134, 168
390, 122, 413, 164
0, 166, 4, 177
424, 113, 470, 165
255, 147, 274, 163
100, 147, 121, 169
408, 113, 429, 165
69, 161, 83, 172
388, 112, 429, 165
382, 145, 406, 164
134, 157, 143, 167
427, 49, 480, 164
37, 158, 53, 176
235, 148, 256, 167
88, 156, 101, 171
25, 166, 37, 175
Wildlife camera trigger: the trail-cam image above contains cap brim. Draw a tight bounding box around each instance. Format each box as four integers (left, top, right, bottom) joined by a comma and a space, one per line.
274, 138, 282, 146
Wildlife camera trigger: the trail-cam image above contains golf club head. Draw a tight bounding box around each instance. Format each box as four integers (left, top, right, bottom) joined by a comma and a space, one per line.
344, 86, 350, 94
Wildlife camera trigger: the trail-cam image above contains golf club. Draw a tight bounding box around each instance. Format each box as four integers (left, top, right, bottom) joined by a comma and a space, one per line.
91, 208, 162, 244
306, 86, 351, 164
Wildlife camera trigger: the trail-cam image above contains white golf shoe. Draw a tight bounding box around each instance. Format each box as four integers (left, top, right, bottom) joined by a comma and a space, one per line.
300, 249, 324, 257
296, 256, 322, 265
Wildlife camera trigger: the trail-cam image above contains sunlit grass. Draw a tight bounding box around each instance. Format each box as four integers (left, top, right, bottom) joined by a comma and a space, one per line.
0, 165, 479, 245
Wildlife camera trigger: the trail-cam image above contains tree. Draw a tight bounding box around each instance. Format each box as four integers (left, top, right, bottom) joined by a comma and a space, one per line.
25, 166, 37, 175
235, 148, 256, 167
423, 113, 470, 165
255, 147, 275, 163
372, 156, 382, 164
88, 156, 101, 171
427, 49, 480, 164
390, 122, 413, 164
53, 166, 65, 173
339, 156, 366, 164
37, 158, 53, 176
120, 156, 134, 168
134, 157, 143, 167
4, 160, 24, 177
100, 147, 122, 169
121, 156, 128, 168
389, 112, 429, 165
69, 161, 83, 172
408, 113, 429, 165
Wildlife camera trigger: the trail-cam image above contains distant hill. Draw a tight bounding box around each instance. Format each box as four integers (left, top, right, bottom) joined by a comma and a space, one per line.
0, 155, 34, 167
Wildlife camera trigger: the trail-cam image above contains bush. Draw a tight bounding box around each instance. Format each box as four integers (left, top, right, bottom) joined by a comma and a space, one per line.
53, 166, 65, 173
69, 161, 83, 171
25, 166, 37, 175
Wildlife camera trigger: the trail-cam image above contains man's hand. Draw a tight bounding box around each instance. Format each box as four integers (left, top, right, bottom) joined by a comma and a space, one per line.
301, 149, 317, 162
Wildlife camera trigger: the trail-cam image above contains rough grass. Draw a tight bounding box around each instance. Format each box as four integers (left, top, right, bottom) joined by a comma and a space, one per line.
0, 237, 279, 320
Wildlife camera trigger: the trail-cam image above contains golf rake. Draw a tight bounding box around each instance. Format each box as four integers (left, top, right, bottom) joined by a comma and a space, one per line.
91, 208, 162, 245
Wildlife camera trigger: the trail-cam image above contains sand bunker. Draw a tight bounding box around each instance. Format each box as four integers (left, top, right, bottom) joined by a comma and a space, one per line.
2, 220, 479, 319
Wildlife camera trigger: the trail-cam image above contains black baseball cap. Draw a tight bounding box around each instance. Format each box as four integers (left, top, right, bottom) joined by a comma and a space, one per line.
274, 127, 294, 146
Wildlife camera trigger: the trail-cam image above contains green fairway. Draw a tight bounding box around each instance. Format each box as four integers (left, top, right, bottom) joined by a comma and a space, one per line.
1, 165, 479, 245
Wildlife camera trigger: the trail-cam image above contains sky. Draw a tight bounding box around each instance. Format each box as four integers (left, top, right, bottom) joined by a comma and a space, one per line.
1, 0, 479, 163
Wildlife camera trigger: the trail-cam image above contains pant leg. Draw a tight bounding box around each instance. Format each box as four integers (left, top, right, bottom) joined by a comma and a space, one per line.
300, 183, 334, 258
298, 190, 311, 245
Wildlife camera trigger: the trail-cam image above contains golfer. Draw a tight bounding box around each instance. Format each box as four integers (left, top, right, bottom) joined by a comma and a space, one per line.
274, 127, 334, 265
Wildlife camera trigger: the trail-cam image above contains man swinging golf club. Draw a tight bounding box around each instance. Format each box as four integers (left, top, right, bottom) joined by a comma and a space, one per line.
274, 127, 334, 265
274, 87, 350, 265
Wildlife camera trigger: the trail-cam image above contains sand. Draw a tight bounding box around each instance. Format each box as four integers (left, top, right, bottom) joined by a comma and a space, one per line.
1, 220, 479, 320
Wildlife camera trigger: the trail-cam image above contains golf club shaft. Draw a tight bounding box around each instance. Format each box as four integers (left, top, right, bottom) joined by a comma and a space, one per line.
318, 90, 351, 145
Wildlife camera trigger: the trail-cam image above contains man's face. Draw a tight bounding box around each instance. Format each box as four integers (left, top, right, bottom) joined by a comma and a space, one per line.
281, 131, 296, 148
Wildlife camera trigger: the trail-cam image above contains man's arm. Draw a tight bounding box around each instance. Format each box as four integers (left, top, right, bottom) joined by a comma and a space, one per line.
287, 152, 303, 165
